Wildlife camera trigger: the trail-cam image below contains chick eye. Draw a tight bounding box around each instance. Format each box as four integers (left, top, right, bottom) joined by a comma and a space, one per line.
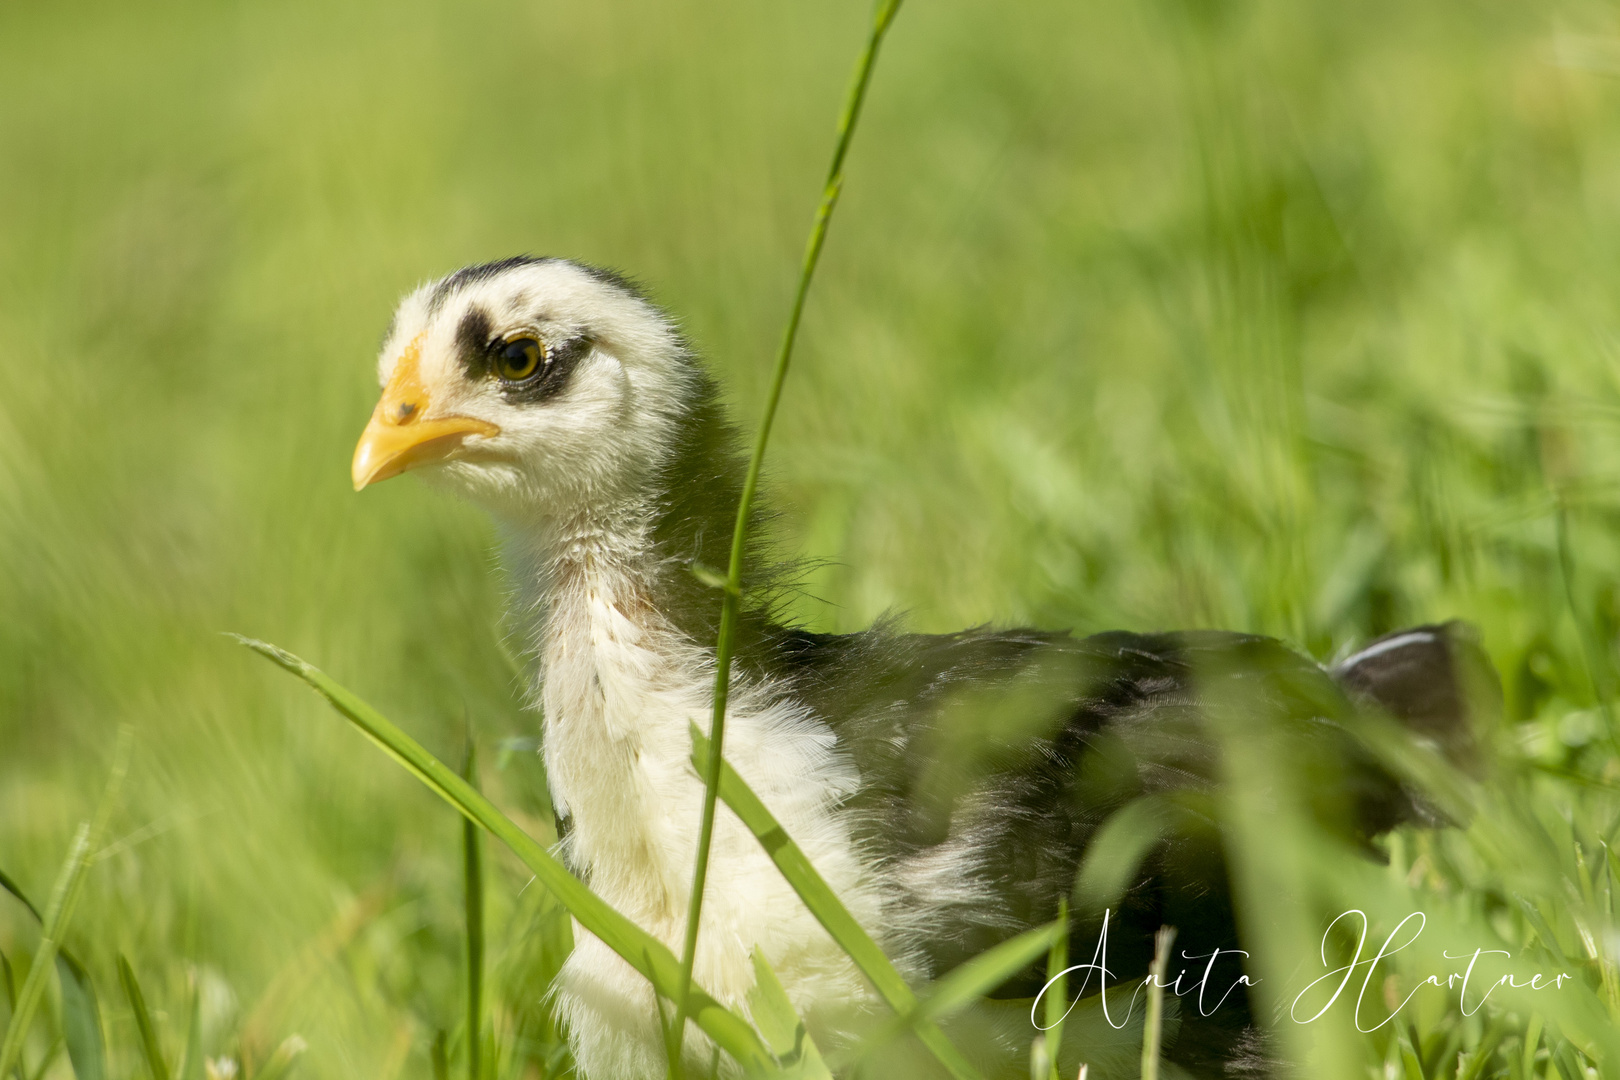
495, 337, 545, 381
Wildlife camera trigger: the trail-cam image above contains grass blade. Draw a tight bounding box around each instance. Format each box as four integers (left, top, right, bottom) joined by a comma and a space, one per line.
0, 822, 95, 1080
56, 953, 106, 1080
431, 1031, 449, 1080
689, 724, 983, 1080
236, 636, 773, 1075
1027, 1037, 1049, 1080
0, 873, 42, 924
462, 741, 484, 1080
23, 1038, 60, 1080
746, 950, 832, 1080
1042, 899, 1067, 1080
653, 990, 680, 1077
913, 921, 1065, 1027
1139, 926, 1175, 1080
178, 976, 203, 1080
1, 951, 15, 1080
118, 955, 169, 1080
675, 0, 906, 1068
1556, 499, 1620, 754
1455, 1019, 1504, 1080
839, 920, 1064, 1070
1521, 1014, 1543, 1078
254, 1036, 306, 1080
0, 874, 107, 1080
1071, 798, 1169, 916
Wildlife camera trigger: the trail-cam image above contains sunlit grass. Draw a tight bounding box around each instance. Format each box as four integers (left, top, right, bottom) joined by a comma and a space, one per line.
7, 0, 1620, 1076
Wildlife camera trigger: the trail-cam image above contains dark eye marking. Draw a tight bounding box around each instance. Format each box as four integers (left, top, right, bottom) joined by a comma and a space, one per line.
498, 334, 590, 405
452, 304, 589, 403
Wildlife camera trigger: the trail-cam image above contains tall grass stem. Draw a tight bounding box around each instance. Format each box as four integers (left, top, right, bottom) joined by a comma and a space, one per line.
462, 741, 484, 1080
1043, 898, 1068, 1080
671, 0, 905, 1070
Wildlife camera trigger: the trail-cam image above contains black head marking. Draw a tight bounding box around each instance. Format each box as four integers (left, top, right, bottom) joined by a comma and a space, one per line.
455, 306, 494, 379
428, 257, 655, 405
426, 255, 653, 317
429, 256, 549, 315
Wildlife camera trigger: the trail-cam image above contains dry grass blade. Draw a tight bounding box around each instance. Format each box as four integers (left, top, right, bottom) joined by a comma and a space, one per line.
236, 636, 774, 1075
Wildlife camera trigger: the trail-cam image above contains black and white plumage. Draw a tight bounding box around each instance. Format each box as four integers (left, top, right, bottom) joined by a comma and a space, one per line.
351, 257, 1496, 1079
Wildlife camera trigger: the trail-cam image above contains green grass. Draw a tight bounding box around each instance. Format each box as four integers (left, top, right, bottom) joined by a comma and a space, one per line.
7, 0, 1620, 1077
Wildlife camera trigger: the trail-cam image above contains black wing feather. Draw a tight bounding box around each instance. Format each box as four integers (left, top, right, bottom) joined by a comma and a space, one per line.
773, 621, 1488, 1076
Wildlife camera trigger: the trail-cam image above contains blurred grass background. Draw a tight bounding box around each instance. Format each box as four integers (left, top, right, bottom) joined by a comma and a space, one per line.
6, 0, 1620, 1076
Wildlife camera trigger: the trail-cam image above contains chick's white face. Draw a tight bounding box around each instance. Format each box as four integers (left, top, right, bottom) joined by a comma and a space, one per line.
353, 259, 692, 520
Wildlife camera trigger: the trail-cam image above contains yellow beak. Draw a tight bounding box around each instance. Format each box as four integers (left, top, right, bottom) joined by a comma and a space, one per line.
351, 333, 501, 491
